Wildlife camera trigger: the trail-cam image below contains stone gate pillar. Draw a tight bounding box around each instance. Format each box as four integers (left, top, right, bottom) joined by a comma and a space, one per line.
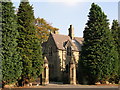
42, 56, 49, 85
69, 57, 76, 85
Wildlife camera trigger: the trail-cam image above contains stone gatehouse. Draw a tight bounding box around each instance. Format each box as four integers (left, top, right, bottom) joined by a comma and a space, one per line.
42, 25, 83, 84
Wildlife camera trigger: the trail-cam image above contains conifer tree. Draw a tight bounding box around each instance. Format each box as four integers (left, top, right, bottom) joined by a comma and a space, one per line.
0, 1, 2, 87
1, 0, 22, 86
118, 27, 120, 82
111, 20, 119, 46
111, 20, 120, 83
17, 0, 43, 83
78, 3, 118, 84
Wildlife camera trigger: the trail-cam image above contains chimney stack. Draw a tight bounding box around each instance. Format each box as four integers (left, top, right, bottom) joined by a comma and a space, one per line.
68, 25, 74, 39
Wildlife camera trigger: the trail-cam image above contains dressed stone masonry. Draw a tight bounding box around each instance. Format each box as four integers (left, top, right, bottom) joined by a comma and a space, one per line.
42, 25, 83, 84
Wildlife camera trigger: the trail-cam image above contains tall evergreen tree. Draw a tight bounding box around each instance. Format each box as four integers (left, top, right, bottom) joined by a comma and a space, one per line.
17, 0, 43, 83
119, 27, 120, 82
78, 3, 118, 84
111, 20, 120, 82
0, 1, 2, 87
1, 0, 22, 86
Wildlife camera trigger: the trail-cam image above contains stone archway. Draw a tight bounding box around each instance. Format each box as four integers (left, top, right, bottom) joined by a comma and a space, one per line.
41, 56, 77, 85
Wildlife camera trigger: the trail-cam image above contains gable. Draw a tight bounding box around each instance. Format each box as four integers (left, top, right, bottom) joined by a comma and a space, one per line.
47, 33, 58, 50
51, 33, 70, 50
42, 33, 84, 52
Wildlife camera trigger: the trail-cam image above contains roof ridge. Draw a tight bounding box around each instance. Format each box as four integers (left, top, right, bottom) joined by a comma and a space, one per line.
51, 33, 69, 37
74, 37, 83, 38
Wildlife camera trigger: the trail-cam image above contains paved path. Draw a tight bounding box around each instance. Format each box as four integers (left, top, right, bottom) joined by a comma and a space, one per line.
2, 83, 119, 90
38, 84, 119, 88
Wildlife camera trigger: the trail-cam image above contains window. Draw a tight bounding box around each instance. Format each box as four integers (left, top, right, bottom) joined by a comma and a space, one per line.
67, 47, 72, 56
49, 47, 52, 56
66, 64, 69, 73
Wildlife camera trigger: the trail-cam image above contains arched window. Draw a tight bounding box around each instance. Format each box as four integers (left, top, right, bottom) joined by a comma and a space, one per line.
67, 47, 72, 56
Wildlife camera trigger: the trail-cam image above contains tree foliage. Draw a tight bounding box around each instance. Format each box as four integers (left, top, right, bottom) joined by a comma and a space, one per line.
17, 0, 43, 83
35, 18, 59, 42
1, 0, 22, 85
78, 3, 119, 84
111, 20, 120, 82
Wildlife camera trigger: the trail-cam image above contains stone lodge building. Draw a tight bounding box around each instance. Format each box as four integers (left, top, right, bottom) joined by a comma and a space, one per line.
42, 25, 83, 84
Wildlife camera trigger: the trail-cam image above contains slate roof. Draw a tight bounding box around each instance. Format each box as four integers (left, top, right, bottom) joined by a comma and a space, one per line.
51, 33, 83, 51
